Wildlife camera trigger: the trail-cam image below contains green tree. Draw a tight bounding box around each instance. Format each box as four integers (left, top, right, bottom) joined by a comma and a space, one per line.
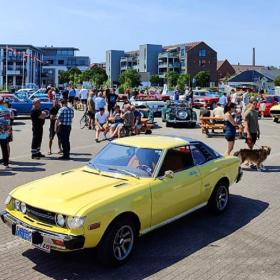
150, 74, 161, 86
68, 67, 82, 85
194, 71, 210, 87
119, 69, 141, 88
274, 75, 280, 86
58, 71, 70, 84
165, 70, 179, 88
89, 65, 108, 88
177, 73, 190, 91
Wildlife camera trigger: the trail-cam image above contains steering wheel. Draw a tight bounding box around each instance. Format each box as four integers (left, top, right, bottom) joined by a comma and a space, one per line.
137, 164, 152, 175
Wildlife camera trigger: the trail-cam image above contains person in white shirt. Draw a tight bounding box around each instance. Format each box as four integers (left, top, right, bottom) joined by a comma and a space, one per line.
212, 103, 224, 118
231, 90, 238, 104
95, 107, 109, 143
79, 88, 89, 110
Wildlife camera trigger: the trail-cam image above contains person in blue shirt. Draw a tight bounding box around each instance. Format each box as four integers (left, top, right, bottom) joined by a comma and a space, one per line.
95, 92, 106, 112
219, 92, 228, 107
56, 99, 74, 160
0, 97, 12, 169
68, 86, 76, 106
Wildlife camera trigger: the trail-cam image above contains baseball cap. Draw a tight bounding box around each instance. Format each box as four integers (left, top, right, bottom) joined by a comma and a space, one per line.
249, 97, 257, 103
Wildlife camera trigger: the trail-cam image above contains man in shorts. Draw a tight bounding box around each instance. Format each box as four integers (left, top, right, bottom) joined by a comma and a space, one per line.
79, 87, 89, 110
244, 97, 260, 149
95, 108, 109, 143
48, 99, 62, 155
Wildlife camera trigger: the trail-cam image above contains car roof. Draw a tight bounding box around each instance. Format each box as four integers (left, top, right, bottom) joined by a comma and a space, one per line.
112, 135, 199, 149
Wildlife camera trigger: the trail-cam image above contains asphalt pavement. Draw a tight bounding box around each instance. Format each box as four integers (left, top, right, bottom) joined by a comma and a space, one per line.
0, 110, 280, 280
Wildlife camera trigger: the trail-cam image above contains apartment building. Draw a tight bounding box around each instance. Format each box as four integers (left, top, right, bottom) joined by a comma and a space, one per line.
0, 44, 43, 89
106, 41, 217, 85
40, 47, 90, 86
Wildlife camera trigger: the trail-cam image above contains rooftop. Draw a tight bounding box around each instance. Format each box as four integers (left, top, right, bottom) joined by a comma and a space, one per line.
112, 135, 189, 149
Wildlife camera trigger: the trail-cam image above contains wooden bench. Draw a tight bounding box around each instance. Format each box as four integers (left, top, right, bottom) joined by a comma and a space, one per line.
199, 117, 225, 137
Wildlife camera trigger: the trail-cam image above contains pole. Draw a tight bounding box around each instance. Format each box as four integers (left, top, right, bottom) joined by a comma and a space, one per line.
22, 53, 25, 88
5, 45, 8, 91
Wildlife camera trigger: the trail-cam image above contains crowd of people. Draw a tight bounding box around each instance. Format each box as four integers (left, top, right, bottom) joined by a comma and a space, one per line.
199, 89, 261, 157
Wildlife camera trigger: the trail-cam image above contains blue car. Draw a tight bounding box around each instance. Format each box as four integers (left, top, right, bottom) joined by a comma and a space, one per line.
0, 93, 53, 116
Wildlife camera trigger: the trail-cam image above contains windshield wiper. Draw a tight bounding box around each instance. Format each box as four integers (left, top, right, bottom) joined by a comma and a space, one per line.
108, 168, 139, 179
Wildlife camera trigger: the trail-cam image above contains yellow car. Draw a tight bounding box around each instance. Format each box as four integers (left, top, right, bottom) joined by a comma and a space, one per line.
1, 136, 242, 265
270, 104, 280, 122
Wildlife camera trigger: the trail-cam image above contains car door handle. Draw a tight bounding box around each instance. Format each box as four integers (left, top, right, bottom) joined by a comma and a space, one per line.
189, 171, 198, 176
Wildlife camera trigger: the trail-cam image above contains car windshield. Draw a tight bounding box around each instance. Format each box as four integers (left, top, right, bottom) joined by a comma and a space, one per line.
88, 143, 162, 178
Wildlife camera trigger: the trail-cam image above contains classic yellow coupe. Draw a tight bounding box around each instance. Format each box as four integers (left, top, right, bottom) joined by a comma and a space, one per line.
1, 136, 242, 265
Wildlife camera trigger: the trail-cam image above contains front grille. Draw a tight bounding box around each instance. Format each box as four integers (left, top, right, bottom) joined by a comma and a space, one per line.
26, 205, 56, 225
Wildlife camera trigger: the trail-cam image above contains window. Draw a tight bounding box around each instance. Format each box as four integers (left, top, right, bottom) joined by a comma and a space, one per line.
158, 146, 194, 176
199, 59, 206, 66
199, 48, 206, 57
181, 48, 185, 57
47, 60, 53, 65
58, 60, 64, 65
190, 143, 220, 165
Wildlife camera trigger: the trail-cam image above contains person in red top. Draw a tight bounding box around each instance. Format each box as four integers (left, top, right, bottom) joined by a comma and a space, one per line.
48, 88, 54, 100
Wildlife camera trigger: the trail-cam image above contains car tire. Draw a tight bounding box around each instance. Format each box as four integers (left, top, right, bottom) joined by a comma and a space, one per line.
190, 122, 196, 128
207, 182, 229, 214
97, 217, 136, 266
166, 121, 171, 127
273, 118, 279, 123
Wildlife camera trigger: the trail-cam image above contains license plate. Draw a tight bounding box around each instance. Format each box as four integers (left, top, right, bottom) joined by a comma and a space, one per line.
34, 241, 51, 253
15, 225, 32, 243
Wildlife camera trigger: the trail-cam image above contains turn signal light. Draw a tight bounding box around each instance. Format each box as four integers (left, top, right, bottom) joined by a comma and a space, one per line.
52, 239, 64, 246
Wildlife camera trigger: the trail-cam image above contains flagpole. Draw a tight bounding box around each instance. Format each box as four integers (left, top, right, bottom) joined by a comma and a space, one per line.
22, 53, 25, 88
5, 45, 8, 91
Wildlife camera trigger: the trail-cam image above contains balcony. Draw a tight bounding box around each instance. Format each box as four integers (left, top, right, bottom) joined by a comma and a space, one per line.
7, 70, 21, 75
158, 52, 179, 59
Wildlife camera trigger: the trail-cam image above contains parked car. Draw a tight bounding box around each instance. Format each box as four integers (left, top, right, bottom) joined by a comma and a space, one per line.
0, 93, 53, 116
192, 90, 220, 109
1, 135, 242, 265
130, 97, 165, 117
255, 95, 279, 117
162, 100, 197, 127
270, 104, 280, 123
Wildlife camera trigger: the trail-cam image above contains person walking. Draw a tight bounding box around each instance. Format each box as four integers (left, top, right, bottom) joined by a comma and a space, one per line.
56, 99, 74, 160
31, 99, 46, 159
87, 90, 96, 130
244, 97, 260, 150
48, 99, 62, 155
242, 90, 249, 110
224, 103, 237, 156
79, 87, 89, 110
0, 97, 12, 169
68, 86, 76, 106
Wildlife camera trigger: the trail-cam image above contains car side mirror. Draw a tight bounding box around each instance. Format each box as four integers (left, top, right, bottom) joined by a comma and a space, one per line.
163, 170, 174, 179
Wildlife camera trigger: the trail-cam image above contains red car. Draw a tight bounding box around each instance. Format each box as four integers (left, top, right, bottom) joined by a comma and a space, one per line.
256, 95, 279, 117
192, 91, 220, 109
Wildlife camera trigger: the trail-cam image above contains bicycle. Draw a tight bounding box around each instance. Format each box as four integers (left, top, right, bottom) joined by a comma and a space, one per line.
80, 109, 90, 129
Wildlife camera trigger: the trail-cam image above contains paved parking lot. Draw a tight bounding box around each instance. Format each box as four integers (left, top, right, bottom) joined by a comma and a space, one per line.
0, 111, 280, 280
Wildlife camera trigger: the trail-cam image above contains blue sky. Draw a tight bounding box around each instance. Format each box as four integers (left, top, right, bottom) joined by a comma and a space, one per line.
1, 0, 279, 66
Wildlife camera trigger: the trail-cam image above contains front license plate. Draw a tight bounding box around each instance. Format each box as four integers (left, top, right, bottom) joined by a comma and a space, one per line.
15, 225, 32, 243
34, 242, 51, 253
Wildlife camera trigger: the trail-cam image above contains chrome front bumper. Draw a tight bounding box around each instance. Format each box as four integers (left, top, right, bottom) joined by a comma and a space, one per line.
0, 211, 85, 251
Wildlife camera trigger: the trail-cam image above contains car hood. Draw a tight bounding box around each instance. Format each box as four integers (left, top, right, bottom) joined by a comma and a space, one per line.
194, 96, 217, 101
10, 166, 137, 216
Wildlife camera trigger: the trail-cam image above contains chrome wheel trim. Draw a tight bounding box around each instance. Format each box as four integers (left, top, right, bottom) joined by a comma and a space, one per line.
216, 185, 228, 210
113, 225, 134, 261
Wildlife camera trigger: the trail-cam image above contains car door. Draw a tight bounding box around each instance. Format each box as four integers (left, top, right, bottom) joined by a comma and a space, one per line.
150, 146, 202, 227
190, 143, 223, 201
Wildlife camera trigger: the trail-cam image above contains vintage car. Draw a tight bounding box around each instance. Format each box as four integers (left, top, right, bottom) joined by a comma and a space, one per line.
256, 95, 279, 117
192, 90, 220, 109
270, 104, 280, 122
162, 100, 197, 127
130, 97, 165, 117
0, 93, 53, 116
1, 136, 242, 265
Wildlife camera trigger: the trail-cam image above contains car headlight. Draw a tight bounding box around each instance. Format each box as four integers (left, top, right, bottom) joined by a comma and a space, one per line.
20, 202, 27, 214
56, 214, 65, 227
177, 110, 188, 119
14, 200, 21, 211
4, 195, 11, 205
66, 216, 86, 229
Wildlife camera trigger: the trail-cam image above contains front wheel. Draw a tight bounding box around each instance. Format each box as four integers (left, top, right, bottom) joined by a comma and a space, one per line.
208, 182, 229, 214
273, 118, 279, 123
97, 218, 136, 266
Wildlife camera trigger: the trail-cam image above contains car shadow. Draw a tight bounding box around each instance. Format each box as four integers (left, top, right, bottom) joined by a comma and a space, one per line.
12, 121, 26, 126
23, 194, 268, 280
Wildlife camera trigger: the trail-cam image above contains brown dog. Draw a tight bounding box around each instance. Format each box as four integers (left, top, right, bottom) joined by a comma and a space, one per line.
234, 146, 271, 171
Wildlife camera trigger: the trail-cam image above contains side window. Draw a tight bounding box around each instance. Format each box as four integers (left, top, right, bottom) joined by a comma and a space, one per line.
158, 146, 194, 176
190, 143, 217, 165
